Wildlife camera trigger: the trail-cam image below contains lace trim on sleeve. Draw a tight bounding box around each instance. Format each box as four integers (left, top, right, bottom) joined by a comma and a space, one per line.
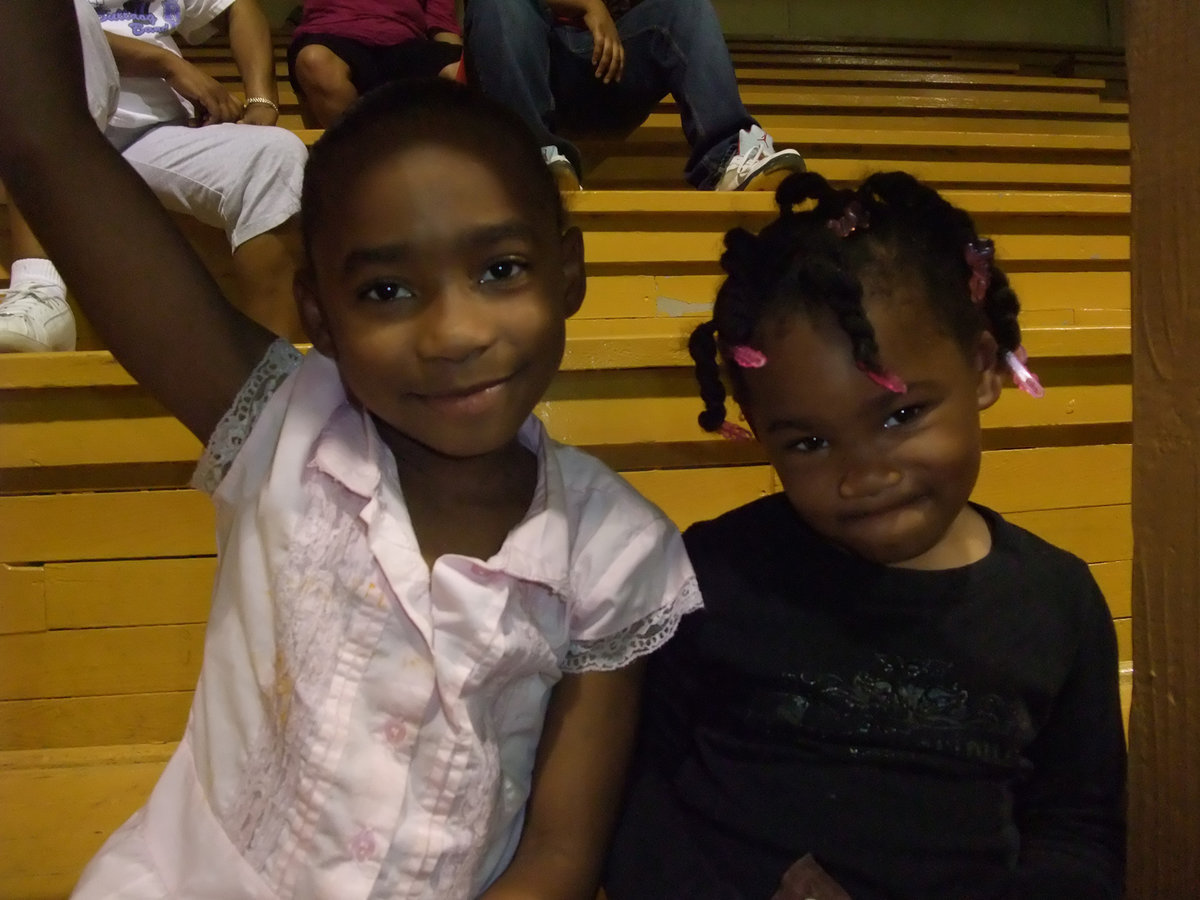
191, 340, 303, 494
561, 577, 703, 673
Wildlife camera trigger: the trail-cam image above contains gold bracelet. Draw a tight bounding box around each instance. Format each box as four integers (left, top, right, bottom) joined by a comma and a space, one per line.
243, 96, 279, 113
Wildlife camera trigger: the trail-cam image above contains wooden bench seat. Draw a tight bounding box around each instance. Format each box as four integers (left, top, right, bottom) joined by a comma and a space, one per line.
178, 39, 1129, 196
0, 743, 178, 900
197, 58, 1127, 117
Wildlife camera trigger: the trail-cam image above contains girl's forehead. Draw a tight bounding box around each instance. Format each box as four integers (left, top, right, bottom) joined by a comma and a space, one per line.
309, 170, 548, 281
324, 140, 558, 236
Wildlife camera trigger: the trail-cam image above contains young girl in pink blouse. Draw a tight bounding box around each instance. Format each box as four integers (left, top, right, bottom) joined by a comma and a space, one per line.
0, 5, 698, 897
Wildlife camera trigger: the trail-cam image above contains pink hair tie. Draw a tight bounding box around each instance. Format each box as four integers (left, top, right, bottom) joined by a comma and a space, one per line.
729, 344, 768, 368
1005, 346, 1044, 398
717, 421, 755, 441
857, 362, 907, 394
826, 200, 869, 238
964, 238, 995, 305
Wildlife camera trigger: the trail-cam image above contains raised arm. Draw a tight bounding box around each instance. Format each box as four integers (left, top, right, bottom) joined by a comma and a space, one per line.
0, 1, 275, 442
480, 664, 645, 899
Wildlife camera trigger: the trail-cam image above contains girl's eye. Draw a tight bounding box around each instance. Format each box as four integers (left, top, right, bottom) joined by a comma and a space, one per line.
884, 405, 924, 428
788, 436, 829, 454
358, 281, 413, 303
481, 259, 528, 283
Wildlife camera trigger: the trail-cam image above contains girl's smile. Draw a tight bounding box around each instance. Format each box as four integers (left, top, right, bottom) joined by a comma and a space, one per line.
414, 376, 512, 415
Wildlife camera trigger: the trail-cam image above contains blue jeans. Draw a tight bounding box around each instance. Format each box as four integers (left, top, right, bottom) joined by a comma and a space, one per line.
464, 0, 757, 189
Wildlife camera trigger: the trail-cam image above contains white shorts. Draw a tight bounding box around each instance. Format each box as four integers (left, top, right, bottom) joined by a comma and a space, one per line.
74, 0, 306, 248
114, 121, 306, 248
75, 0, 120, 129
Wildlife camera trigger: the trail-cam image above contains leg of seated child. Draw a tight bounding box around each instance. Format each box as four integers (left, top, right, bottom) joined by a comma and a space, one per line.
612, 0, 804, 190
464, 0, 584, 184
230, 223, 303, 341
0, 0, 119, 352
117, 121, 306, 339
0, 205, 75, 351
290, 40, 359, 128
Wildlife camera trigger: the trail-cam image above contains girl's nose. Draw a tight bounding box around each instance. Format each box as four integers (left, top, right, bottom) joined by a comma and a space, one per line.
415, 286, 494, 362
838, 457, 902, 499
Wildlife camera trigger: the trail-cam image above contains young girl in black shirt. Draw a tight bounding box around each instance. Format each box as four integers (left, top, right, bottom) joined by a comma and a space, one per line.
605, 171, 1126, 900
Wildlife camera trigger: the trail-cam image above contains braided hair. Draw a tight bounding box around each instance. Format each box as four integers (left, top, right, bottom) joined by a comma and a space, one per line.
690, 170, 1024, 433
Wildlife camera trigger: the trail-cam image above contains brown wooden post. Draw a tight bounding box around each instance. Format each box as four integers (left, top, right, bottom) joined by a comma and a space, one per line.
1126, 1, 1200, 896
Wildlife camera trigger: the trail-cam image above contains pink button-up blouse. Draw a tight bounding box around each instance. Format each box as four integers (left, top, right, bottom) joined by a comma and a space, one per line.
72, 342, 700, 899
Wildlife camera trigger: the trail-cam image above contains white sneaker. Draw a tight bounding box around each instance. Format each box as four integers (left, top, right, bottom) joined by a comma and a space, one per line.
715, 125, 806, 192
541, 145, 581, 191
0, 284, 77, 352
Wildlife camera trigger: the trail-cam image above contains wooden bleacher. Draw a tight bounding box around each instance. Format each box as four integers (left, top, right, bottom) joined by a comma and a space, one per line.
0, 36, 1131, 899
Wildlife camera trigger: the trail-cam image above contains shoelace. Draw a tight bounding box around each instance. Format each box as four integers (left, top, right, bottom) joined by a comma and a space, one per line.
0, 286, 63, 314
730, 136, 775, 178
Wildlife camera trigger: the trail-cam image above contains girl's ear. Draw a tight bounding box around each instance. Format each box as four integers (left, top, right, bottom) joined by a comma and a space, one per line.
295, 267, 335, 358
975, 331, 1004, 411
559, 226, 586, 318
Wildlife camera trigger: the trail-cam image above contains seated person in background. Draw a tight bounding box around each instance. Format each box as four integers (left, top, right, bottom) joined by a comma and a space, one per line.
463, 0, 805, 191
0, 0, 306, 351
288, 0, 464, 128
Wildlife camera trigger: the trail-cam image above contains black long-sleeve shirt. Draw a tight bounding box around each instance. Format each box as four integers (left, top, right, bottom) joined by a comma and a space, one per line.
605, 496, 1126, 900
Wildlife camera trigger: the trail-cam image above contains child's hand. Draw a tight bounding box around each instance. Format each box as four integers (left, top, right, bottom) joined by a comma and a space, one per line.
582, 1, 624, 84
163, 56, 243, 125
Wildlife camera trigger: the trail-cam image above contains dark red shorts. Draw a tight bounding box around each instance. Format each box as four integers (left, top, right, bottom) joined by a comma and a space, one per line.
288, 33, 462, 98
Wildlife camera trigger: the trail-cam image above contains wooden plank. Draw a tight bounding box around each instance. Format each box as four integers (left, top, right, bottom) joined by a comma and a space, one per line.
743, 85, 1126, 116
0, 186, 1134, 223
0, 624, 205, 701
9, 539, 1129, 630
192, 68, 1121, 103
580, 231, 1129, 265
620, 465, 776, 531
45, 558, 214, 630
972, 444, 1129, 512
561, 188, 1131, 216
0, 316, 1131, 396
1092, 559, 1132, 619
727, 52, 1022, 73
538, 375, 1130, 440
1127, 1, 1200, 890
0, 443, 1134, 563
1115, 616, 1132, 665
1016, 326, 1130, 356
0, 691, 192, 752
730, 67, 1109, 91
584, 156, 1131, 188
1, 418, 201, 469
0, 743, 173, 900
981, 382, 1130, 429
0, 353, 1131, 483
1006, 504, 1130, 564
579, 271, 1130, 320
0, 351, 137, 390
0, 565, 44, 636
591, 117, 1130, 151
1007, 271, 1129, 311
198, 62, 1125, 115
0, 491, 215, 564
